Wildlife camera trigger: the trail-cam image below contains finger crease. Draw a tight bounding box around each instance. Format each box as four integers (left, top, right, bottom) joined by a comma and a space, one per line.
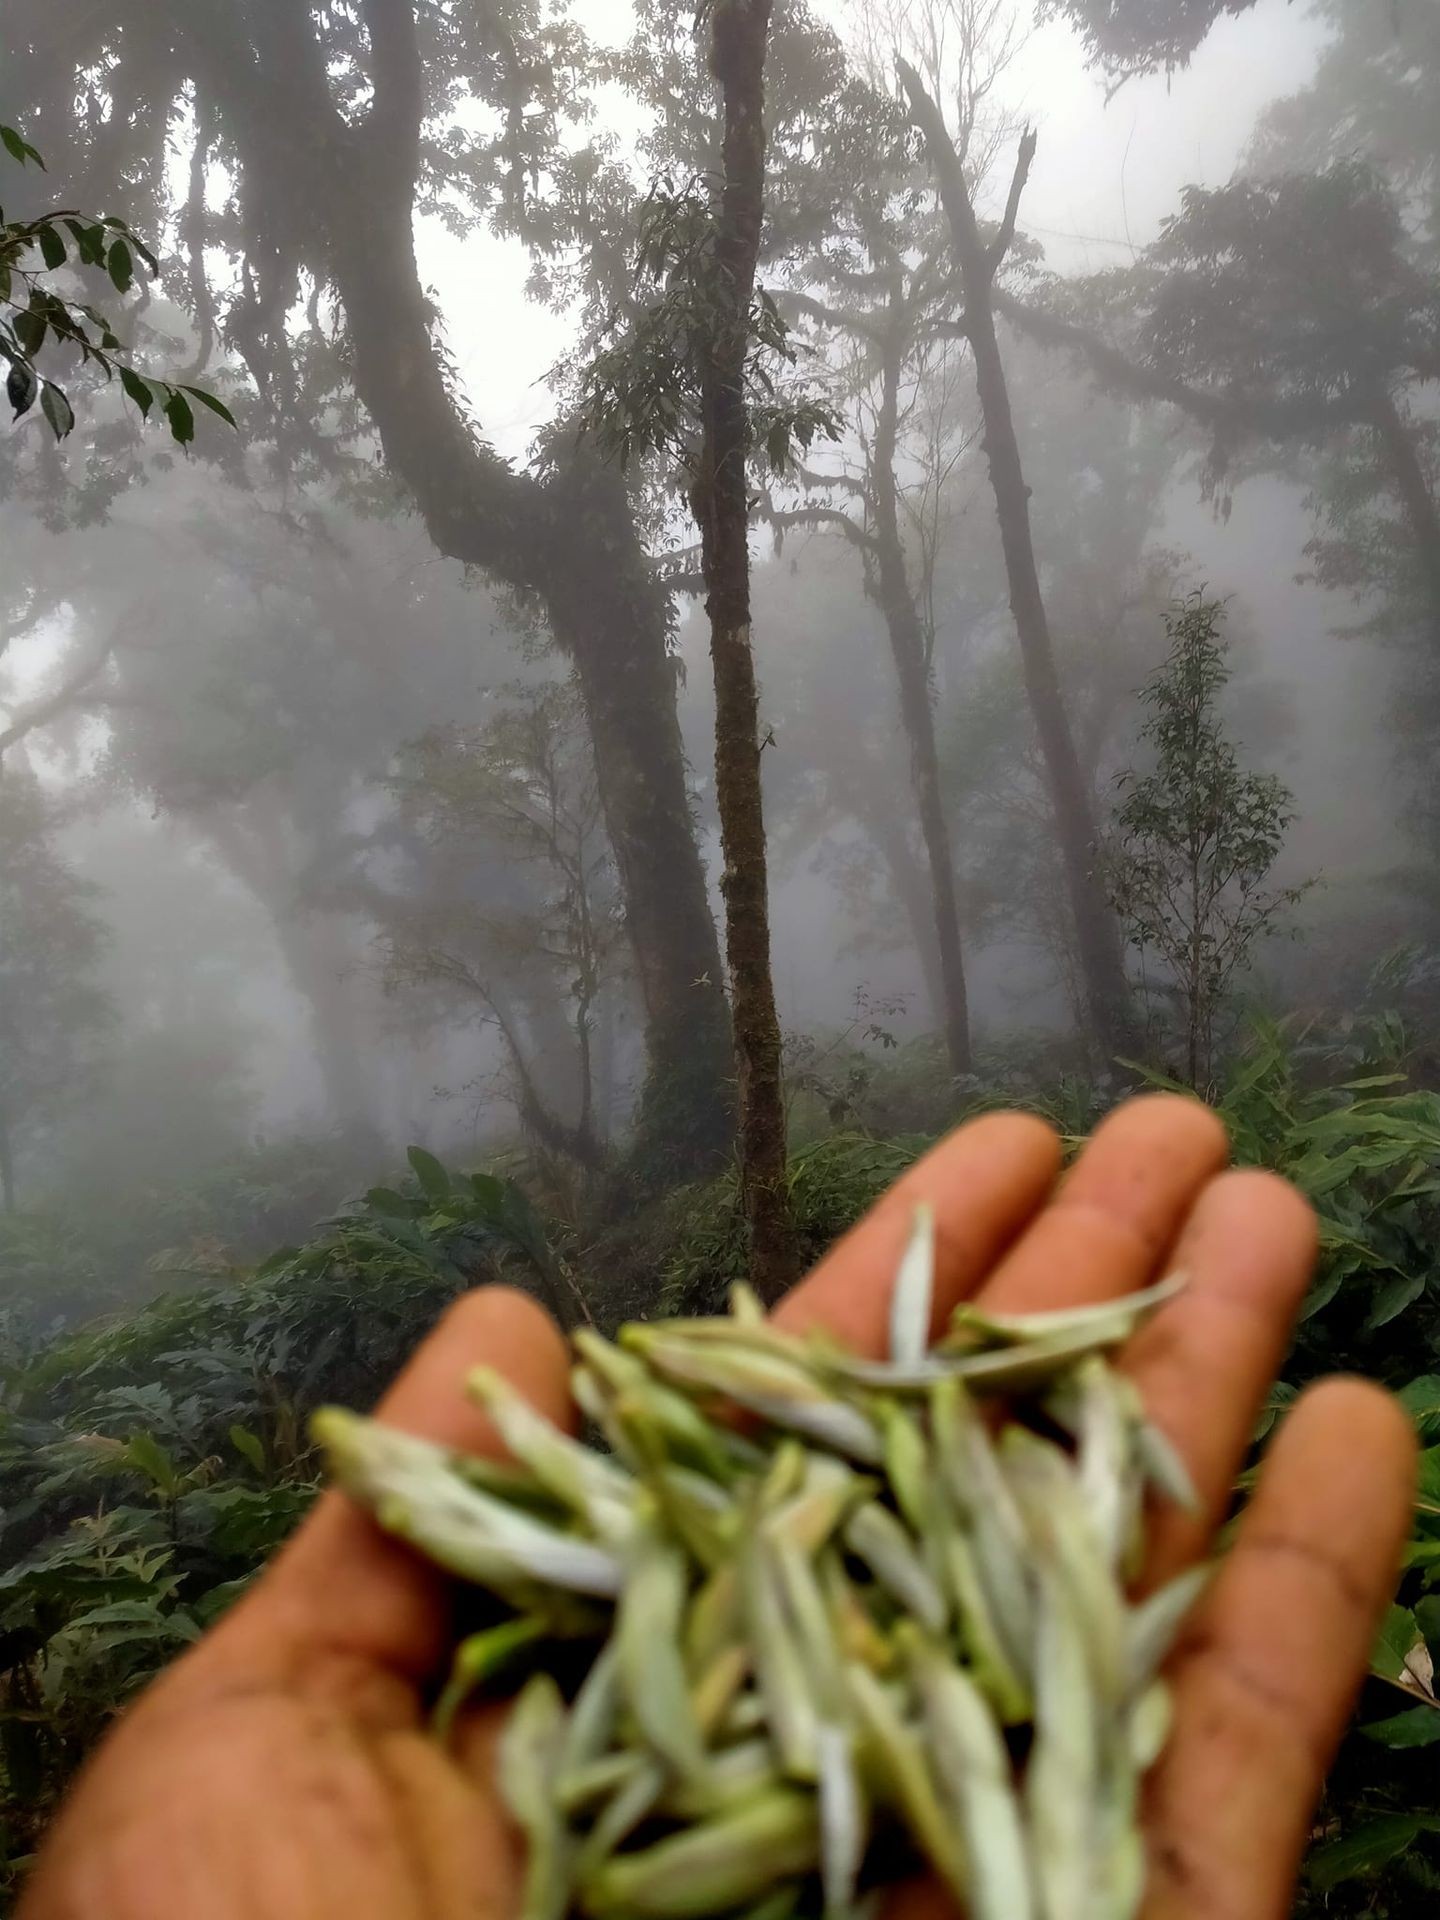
1234, 1530, 1372, 1618
1179, 1626, 1333, 1779
1129, 1282, 1288, 1376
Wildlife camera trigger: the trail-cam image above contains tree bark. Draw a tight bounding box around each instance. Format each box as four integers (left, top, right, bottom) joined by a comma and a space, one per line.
175, 0, 733, 1172
205, 806, 386, 1146
900, 65, 1137, 1062
693, 0, 797, 1301
540, 451, 734, 1173
1369, 388, 1440, 649
865, 807, 949, 1030
0, 1111, 14, 1213
867, 290, 972, 1074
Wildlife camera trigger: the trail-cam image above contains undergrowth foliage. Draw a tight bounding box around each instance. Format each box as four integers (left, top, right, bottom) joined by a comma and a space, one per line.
2, 1040, 1439, 1906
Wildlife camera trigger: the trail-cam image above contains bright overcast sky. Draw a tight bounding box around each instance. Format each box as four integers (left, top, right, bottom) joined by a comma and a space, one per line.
422, 0, 1322, 459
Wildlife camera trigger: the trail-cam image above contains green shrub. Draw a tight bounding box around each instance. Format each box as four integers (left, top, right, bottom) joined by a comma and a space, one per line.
3, 1045, 1440, 1908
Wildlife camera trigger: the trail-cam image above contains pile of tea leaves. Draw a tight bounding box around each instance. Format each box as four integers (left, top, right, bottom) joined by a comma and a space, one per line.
313, 1208, 1211, 1920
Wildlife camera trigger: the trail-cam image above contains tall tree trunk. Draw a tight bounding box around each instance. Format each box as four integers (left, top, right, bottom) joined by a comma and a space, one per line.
490, 981, 606, 1171
866, 808, 949, 1031
867, 291, 972, 1074
276, 913, 385, 1149
900, 65, 1136, 1063
541, 452, 734, 1173
178, 0, 733, 1172
693, 0, 796, 1302
0, 1111, 14, 1213
1369, 388, 1440, 648
204, 809, 384, 1147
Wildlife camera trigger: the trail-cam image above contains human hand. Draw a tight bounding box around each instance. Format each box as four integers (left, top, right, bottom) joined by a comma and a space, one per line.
20, 1095, 1415, 1920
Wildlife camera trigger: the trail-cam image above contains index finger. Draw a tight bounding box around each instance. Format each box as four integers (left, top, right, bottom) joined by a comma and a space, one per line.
209, 1286, 574, 1687
773, 1111, 1061, 1353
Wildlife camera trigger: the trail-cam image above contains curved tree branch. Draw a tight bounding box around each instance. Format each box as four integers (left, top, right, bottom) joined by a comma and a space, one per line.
987, 127, 1036, 279
0, 633, 122, 762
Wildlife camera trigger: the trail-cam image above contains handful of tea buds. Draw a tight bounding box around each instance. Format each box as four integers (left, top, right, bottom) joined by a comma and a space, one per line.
312, 1209, 1211, 1920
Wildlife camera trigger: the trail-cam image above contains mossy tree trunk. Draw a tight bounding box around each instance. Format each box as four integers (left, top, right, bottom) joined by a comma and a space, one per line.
177, 0, 734, 1170
692, 0, 797, 1302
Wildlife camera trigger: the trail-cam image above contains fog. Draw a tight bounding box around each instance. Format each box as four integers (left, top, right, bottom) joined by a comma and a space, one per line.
1, 0, 1436, 1299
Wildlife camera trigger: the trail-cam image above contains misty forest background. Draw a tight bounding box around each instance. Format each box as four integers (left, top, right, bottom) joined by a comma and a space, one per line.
2, 0, 1440, 1904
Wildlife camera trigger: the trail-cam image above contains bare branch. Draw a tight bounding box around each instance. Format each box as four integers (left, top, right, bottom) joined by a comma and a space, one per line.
986, 127, 1037, 279
991, 288, 1371, 444
0, 637, 121, 762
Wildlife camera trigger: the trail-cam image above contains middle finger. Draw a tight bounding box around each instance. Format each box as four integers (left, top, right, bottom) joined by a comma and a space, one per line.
971, 1093, 1229, 1315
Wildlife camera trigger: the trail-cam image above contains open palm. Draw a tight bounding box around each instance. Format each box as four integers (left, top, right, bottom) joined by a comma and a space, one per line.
21, 1095, 1414, 1920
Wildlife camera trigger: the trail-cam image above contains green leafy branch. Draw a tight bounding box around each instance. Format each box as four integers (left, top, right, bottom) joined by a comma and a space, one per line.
1, 124, 235, 446
574, 175, 839, 477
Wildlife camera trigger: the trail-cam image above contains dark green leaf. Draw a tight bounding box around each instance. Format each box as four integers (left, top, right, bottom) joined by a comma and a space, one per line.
1, 125, 30, 166
193, 1575, 257, 1626
123, 1430, 179, 1497
180, 384, 237, 427
364, 1186, 417, 1218
39, 381, 74, 440
62, 1598, 180, 1633
1367, 1272, 1426, 1329
119, 365, 154, 418
106, 236, 134, 294
1360, 1704, 1440, 1748
13, 306, 45, 356
229, 1426, 267, 1475
1299, 1267, 1342, 1320
63, 219, 106, 267
469, 1172, 509, 1217
120, 228, 159, 273
407, 1146, 452, 1204
6, 357, 37, 418
1398, 1376, 1440, 1437
162, 387, 194, 446
1372, 1603, 1426, 1686
1310, 1815, 1440, 1891
37, 222, 66, 270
